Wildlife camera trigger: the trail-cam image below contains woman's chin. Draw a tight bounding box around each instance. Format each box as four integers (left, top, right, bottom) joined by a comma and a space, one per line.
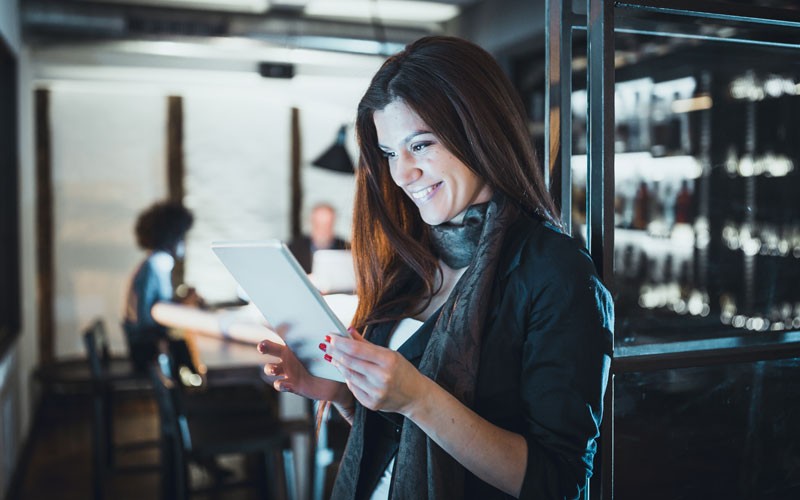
419, 211, 451, 226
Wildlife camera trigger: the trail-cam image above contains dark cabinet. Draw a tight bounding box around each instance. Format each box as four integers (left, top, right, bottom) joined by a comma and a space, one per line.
537, 1, 800, 498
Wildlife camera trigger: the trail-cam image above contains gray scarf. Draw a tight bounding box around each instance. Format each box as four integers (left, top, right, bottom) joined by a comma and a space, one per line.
429, 203, 489, 269
332, 193, 519, 499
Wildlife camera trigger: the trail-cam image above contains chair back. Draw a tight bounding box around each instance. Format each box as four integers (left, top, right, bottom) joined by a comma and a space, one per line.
83, 318, 110, 381
149, 354, 193, 450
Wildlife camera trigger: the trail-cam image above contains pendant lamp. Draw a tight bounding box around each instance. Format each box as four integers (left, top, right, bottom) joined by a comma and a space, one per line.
311, 125, 355, 173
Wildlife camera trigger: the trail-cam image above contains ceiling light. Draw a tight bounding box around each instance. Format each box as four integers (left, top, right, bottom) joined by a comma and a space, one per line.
304, 1, 460, 24
270, 0, 310, 6
81, 0, 270, 14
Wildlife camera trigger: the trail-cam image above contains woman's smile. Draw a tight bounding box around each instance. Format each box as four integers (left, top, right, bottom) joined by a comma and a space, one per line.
410, 182, 443, 203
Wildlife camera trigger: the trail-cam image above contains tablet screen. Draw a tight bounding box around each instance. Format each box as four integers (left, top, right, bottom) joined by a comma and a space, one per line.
212, 240, 350, 382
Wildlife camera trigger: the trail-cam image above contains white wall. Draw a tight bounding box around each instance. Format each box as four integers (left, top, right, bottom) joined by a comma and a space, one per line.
32, 44, 381, 356
182, 90, 292, 303
12, 42, 37, 496
49, 86, 169, 355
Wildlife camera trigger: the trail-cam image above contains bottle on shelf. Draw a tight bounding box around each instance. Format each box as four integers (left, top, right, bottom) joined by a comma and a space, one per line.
675, 179, 694, 224
632, 180, 650, 230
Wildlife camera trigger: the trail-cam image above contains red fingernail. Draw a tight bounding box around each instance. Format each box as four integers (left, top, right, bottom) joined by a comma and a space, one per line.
324, 354, 332, 362
347, 327, 356, 334
318, 343, 327, 352
325, 335, 332, 343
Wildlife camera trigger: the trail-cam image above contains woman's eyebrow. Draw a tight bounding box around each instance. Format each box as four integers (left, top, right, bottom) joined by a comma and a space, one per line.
378, 130, 433, 149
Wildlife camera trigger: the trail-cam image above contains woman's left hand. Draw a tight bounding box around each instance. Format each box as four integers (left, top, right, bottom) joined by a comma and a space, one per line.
325, 329, 428, 416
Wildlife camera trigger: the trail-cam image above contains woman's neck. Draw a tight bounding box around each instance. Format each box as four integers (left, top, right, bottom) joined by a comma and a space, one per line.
413, 262, 468, 322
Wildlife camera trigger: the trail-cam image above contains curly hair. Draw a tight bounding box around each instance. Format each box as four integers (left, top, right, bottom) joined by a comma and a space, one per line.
134, 201, 194, 251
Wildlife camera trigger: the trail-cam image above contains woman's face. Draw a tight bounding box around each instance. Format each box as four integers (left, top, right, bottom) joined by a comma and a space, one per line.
373, 100, 492, 226
172, 239, 186, 259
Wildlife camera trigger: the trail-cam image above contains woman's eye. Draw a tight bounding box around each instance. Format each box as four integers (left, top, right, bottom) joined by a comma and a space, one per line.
411, 142, 431, 153
381, 150, 396, 159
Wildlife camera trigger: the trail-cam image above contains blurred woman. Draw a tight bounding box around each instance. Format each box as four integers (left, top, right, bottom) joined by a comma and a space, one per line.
123, 200, 199, 372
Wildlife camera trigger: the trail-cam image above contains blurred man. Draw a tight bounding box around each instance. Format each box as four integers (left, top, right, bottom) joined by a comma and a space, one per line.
288, 203, 348, 273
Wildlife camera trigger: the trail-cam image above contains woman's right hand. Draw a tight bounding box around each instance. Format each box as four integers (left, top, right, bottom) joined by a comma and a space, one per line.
257, 335, 350, 404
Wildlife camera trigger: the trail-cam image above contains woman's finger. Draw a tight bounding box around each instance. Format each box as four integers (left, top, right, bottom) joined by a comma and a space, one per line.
329, 335, 386, 363
346, 378, 385, 411
257, 339, 283, 357
341, 365, 383, 397
347, 327, 365, 341
273, 379, 294, 393
329, 350, 379, 379
263, 363, 284, 377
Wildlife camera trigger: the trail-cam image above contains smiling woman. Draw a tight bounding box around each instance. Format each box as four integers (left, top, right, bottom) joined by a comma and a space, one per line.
257, 35, 613, 500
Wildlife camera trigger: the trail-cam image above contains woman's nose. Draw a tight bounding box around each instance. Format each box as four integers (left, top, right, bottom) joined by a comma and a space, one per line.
392, 152, 422, 185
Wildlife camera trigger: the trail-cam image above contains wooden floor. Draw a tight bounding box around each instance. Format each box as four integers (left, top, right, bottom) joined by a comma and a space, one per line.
13, 390, 264, 500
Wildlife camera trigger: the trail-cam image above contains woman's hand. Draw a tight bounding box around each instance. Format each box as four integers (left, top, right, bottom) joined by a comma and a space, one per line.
325, 329, 428, 417
327, 329, 527, 496
257, 331, 350, 406
175, 284, 206, 309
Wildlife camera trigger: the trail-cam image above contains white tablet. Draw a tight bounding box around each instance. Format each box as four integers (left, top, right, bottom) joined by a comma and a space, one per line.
211, 240, 350, 382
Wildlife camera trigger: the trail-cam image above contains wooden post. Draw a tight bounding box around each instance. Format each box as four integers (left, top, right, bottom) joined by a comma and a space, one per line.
167, 95, 185, 287
290, 107, 302, 240
35, 88, 54, 365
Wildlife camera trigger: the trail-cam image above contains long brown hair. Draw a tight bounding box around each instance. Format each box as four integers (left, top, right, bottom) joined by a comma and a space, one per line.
351, 35, 560, 331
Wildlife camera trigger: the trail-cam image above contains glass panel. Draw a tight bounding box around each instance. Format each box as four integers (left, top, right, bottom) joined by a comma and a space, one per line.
572, 30, 800, 346
615, 358, 800, 499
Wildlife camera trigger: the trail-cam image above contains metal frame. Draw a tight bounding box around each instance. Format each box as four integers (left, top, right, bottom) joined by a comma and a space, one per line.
544, 0, 574, 235
544, 1, 800, 498
615, 0, 800, 28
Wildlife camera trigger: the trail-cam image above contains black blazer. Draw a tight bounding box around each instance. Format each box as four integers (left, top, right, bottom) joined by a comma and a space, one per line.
351, 213, 614, 500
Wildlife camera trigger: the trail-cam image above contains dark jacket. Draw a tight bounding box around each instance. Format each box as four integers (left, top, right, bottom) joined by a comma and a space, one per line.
352, 213, 614, 499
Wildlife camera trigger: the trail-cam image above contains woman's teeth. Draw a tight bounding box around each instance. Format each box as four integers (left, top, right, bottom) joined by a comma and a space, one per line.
411, 183, 440, 200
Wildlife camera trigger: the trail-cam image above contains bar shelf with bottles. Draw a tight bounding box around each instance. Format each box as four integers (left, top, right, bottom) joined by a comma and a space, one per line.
570, 44, 800, 344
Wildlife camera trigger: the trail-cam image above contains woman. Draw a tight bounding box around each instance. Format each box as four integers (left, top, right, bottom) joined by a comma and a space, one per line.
123, 200, 200, 372
258, 36, 613, 499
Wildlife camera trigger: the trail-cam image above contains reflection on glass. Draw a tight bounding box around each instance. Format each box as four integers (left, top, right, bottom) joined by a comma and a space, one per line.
571, 38, 800, 346
615, 358, 800, 499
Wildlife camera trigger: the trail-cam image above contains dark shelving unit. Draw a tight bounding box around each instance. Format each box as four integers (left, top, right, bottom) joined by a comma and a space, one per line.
544, 1, 800, 498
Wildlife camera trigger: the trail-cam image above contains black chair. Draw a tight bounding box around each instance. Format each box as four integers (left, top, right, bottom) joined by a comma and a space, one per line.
82, 318, 159, 500
150, 353, 296, 500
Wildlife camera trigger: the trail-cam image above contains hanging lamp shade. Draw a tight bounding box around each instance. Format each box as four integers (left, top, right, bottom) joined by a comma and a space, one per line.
312, 125, 355, 173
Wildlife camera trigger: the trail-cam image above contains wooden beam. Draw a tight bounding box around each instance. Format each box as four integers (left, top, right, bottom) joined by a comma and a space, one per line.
35, 89, 54, 365
166, 95, 184, 203
290, 107, 302, 239
167, 95, 185, 286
